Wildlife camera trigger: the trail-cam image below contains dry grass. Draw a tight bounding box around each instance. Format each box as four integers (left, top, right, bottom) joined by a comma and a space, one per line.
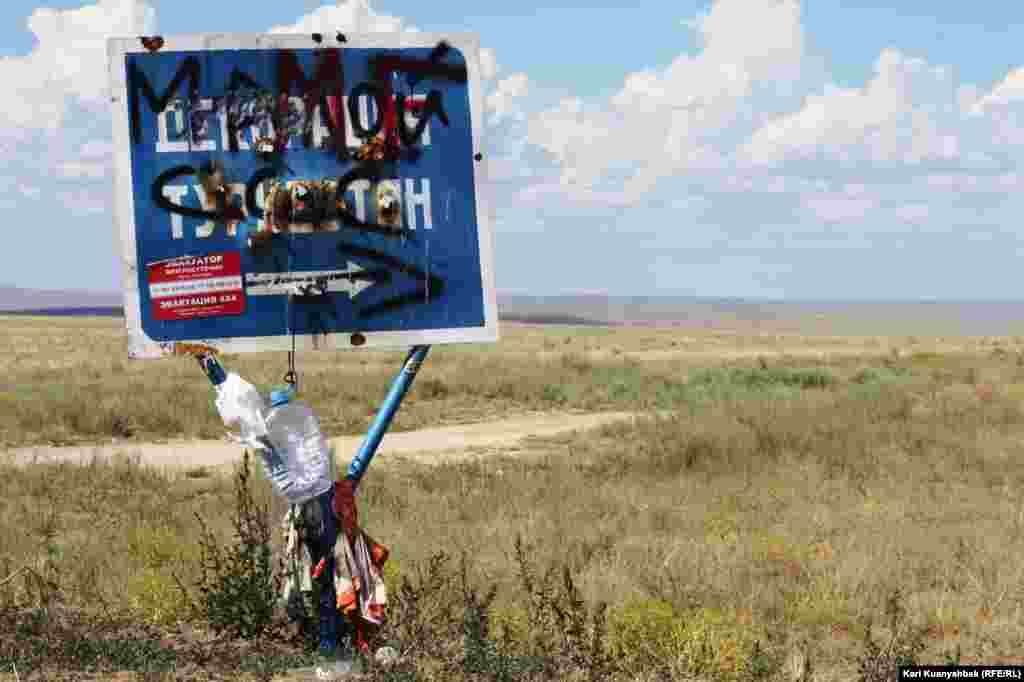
0, 317, 732, 448
4, 316, 1024, 678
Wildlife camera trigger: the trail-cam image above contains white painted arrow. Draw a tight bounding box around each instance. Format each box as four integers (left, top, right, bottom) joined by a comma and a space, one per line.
244, 262, 377, 299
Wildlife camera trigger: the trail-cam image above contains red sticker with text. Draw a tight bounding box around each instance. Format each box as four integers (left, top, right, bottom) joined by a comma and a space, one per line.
147, 252, 245, 321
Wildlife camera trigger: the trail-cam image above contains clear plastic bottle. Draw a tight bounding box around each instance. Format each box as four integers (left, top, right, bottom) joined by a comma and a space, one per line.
261, 389, 334, 505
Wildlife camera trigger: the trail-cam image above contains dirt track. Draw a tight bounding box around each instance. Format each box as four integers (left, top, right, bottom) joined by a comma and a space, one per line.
1, 411, 640, 472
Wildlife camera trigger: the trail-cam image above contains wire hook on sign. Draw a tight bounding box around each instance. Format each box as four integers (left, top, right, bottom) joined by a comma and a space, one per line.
284, 223, 298, 395
284, 355, 297, 393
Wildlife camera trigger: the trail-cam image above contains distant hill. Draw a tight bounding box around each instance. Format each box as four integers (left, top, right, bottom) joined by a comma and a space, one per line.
4, 286, 1024, 335
1, 306, 124, 317
0, 286, 121, 312
498, 312, 609, 326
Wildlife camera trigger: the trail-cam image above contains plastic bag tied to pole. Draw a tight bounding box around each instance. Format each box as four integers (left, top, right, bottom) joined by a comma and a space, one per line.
215, 373, 270, 445
214, 372, 333, 505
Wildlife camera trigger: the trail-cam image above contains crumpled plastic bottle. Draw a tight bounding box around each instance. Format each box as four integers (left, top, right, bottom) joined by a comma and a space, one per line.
213, 373, 333, 505
262, 388, 333, 504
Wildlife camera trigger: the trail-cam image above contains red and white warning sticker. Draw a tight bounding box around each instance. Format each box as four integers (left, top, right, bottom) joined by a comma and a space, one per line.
147, 252, 245, 321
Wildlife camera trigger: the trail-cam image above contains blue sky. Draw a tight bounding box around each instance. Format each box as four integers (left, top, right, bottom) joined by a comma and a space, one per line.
2, 0, 1024, 299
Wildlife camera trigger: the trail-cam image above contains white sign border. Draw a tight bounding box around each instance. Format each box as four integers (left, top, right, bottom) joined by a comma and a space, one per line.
108, 32, 498, 359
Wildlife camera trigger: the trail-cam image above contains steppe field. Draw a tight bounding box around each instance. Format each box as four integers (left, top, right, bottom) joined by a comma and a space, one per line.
4, 314, 1024, 680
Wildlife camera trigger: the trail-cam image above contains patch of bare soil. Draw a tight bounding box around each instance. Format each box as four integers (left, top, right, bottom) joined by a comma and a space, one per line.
1, 411, 641, 473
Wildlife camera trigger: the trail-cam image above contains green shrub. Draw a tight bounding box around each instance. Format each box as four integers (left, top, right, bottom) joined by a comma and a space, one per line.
541, 384, 571, 404
689, 366, 835, 391
124, 526, 188, 630
607, 598, 685, 666
126, 568, 192, 627
851, 366, 913, 385
607, 600, 772, 680
191, 451, 282, 639
665, 366, 825, 410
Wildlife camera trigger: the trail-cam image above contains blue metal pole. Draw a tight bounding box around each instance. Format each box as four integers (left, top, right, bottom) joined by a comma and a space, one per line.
196, 352, 227, 386
346, 344, 430, 488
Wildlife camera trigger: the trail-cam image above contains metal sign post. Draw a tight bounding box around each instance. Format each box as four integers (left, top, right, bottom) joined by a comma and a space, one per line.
346, 344, 429, 487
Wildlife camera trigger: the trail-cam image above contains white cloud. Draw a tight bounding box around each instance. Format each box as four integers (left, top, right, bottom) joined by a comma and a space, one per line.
17, 184, 41, 200
58, 189, 107, 213
487, 73, 529, 125
996, 172, 1022, 190
480, 48, 499, 81
894, 204, 930, 224
0, 0, 155, 134
523, 0, 807, 205
488, 155, 533, 181
740, 46, 1024, 176
268, 0, 415, 34
79, 140, 112, 159
682, 0, 804, 83
510, 0, 1024, 250
742, 48, 968, 166
973, 67, 1024, 112
273, 1, 507, 126
525, 97, 618, 190
920, 172, 1023, 195
804, 195, 875, 223
58, 161, 107, 180
269, 1, 510, 94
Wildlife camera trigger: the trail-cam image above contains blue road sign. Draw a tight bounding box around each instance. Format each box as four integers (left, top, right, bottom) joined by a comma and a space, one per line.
108, 33, 497, 358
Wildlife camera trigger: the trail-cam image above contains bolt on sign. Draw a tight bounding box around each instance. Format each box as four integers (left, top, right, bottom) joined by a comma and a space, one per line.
108, 32, 498, 358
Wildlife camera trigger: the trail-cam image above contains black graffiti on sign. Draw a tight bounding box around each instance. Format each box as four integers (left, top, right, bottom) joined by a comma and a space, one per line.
136, 42, 464, 317
129, 56, 201, 146
150, 164, 446, 316
151, 164, 245, 222
275, 49, 347, 159
129, 43, 466, 155
365, 41, 466, 155
150, 163, 415, 240
336, 243, 445, 319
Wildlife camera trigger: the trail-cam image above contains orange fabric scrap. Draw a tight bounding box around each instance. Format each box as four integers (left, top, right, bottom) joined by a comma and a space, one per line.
332, 479, 389, 654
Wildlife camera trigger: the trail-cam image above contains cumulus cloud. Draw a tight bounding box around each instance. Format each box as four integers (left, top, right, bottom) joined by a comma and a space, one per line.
741, 49, 968, 166
267, 0, 416, 34
973, 67, 1024, 112
0, 0, 155, 134
523, 0, 808, 205
512, 0, 1024, 259
487, 73, 529, 125
58, 161, 108, 180
58, 189, 107, 214
804, 195, 876, 223
270, 1, 507, 127
17, 184, 42, 200
79, 140, 113, 159
894, 204, 930, 224
480, 47, 499, 81
267, 1, 512, 94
